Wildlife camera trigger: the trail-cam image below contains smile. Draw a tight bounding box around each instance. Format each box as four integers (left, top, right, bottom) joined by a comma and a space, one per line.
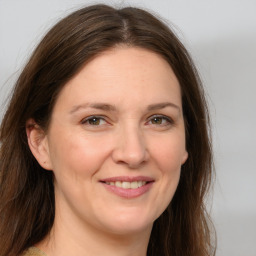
100, 176, 154, 198
104, 181, 147, 189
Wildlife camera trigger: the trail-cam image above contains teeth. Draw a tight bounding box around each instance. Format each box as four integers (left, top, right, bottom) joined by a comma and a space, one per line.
122, 181, 130, 189
105, 181, 147, 189
130, 181, 138, 189
115, 181, 122, 187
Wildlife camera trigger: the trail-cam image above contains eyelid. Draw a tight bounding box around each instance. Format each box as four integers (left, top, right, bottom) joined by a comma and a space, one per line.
146, 114, 174, 125
81, 115, 108, 125
80, 114, 174, 127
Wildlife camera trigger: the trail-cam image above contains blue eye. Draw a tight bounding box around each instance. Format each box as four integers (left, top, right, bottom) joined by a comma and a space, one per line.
82, 116, 106, 126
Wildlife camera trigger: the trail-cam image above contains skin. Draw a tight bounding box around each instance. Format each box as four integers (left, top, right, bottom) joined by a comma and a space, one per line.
27, 46, 188, 256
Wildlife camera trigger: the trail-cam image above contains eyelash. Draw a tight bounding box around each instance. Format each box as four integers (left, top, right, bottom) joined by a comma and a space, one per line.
81, 115, 174, 127
81, 116, 108, 126
146, 115, 174, 126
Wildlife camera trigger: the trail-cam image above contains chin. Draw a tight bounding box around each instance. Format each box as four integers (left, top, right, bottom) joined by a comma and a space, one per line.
96, 209, 155, 236
106, 222, 152, 236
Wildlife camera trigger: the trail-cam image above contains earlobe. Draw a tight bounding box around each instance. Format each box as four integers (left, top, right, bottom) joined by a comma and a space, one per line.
26, 119, 52, 170
182, 150, 188, 165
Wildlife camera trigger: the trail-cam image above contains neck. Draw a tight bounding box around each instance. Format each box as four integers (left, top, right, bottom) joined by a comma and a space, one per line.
36, 208, 152, 256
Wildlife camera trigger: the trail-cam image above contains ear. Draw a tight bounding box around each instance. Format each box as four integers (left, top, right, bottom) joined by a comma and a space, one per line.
181, 150, 188, 165
26, 119, 53, 170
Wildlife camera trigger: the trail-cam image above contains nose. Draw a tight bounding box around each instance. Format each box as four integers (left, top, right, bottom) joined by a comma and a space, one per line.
112, 125, 149, 168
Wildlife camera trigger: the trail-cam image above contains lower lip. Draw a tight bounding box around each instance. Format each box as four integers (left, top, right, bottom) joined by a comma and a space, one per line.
101, 182, 153, 198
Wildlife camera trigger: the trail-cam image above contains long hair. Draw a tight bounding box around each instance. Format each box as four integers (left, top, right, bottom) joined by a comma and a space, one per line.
0, 4, 215, 256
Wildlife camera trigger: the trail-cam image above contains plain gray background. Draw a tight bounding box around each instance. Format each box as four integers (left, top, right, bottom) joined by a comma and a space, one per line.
0, 0, 255, 255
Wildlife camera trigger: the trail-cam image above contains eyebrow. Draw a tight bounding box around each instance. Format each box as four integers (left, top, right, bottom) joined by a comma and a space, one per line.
69, 102, 180, 114
70, 103, 117, 114
147, 102, 180, 112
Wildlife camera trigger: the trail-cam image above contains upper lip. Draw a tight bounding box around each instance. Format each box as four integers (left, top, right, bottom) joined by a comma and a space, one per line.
100, 176, 154, 183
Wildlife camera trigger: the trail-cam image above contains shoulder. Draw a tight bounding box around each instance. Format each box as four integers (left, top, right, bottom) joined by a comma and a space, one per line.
21, 247, 47, 256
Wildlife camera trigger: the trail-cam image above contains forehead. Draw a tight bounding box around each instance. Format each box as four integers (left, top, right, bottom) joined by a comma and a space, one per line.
53, 47, 182, 112
78, 46, 178, 85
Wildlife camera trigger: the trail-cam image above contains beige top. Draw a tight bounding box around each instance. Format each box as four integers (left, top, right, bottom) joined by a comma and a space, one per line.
22, 247, 47, 256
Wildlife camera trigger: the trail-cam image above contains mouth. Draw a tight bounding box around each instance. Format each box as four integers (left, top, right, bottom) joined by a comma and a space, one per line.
102, 180, 148, 189
99, 176, 154, 198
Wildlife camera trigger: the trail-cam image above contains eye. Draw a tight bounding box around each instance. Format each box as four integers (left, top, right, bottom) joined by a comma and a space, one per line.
81, 116, 107, 126
147, 115, 173, 126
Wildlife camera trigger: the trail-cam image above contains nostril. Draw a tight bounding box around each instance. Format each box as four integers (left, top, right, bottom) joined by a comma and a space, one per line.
111, 131, 149, 167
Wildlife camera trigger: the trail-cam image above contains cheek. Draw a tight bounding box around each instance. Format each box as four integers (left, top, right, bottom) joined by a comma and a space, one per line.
146, 137, 185, 220
48, 132, 112, 178
151, 134, 186, 172
151, 134, 186, 194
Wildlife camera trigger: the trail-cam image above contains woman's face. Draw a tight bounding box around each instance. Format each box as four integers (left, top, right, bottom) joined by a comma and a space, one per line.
41, 47, 188, 235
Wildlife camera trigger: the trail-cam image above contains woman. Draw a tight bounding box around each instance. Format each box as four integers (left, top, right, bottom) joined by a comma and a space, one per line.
0, 4, 215, 256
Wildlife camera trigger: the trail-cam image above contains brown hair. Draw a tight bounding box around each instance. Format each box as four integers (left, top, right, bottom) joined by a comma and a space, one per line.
0, 4, 215, 256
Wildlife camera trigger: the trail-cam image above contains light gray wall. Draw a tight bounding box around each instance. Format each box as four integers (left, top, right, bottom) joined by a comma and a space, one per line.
0, 0, 255, 255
